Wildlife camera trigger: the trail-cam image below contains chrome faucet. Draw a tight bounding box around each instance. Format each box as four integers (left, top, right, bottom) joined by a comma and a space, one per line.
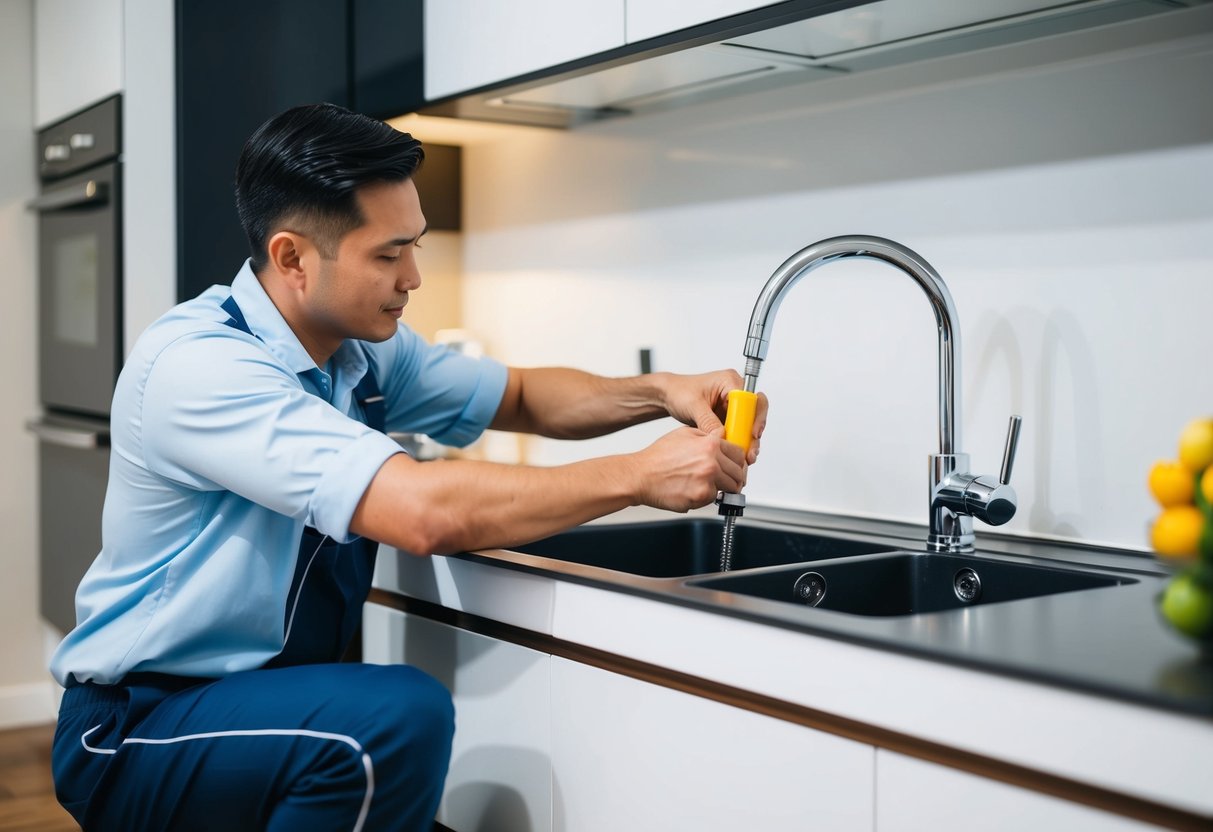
740, 235, 1021, 554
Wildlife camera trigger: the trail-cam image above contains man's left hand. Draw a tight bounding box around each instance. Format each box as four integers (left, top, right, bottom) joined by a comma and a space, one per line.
662, 371, 768, 465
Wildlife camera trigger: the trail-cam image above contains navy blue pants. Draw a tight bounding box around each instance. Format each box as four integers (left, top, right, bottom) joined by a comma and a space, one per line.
52, 663, 454, 831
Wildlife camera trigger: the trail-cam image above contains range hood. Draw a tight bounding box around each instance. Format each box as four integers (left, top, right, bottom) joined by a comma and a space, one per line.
419, 0, 1207, 127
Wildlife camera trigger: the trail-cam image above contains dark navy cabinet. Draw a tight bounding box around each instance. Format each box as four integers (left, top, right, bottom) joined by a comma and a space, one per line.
176, 0, 426, 302
353, 0, 425, 120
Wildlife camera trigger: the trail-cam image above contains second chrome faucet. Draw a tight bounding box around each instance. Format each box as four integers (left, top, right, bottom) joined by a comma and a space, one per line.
736, 235, 1020, 554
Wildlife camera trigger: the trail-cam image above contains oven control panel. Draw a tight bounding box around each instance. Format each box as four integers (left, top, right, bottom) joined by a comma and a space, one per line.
38, 94, 121, 181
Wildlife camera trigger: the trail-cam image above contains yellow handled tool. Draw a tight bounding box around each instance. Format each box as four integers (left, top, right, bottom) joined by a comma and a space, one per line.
723, 389, 758, 453
718, 389, 758, 571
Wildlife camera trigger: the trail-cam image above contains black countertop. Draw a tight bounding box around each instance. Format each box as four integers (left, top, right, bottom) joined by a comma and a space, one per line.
458, 507, 1213, 719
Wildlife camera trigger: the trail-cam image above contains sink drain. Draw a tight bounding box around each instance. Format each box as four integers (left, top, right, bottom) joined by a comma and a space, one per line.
953, 567, 982, 603
793, 572, 827, 607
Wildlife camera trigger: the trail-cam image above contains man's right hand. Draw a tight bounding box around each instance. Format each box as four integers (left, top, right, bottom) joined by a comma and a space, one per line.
354, 426, 749, 556
630, 427, 747, 513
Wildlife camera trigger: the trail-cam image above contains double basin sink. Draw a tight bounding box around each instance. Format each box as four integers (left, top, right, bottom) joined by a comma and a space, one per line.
507, 518, 1138, 618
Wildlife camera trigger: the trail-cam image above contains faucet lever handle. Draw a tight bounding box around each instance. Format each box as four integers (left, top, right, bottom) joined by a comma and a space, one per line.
999, 415, 1022, 485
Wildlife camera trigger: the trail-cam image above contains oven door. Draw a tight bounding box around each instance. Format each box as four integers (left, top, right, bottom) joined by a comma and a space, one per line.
32, 161, 121, 417
26, 414, 109, 633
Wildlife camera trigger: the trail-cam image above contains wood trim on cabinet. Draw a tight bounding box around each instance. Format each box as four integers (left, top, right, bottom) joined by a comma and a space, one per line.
368, 589, 1210, 831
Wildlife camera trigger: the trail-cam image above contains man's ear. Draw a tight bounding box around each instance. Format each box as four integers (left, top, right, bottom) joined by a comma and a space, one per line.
265, 231, 312, 290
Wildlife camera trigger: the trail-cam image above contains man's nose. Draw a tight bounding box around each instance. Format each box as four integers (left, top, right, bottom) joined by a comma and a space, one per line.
398, 252, 422, 291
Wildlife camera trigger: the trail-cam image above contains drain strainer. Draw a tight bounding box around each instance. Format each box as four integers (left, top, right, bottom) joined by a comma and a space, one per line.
793, 572, 827, 607
953, 567, 983, 603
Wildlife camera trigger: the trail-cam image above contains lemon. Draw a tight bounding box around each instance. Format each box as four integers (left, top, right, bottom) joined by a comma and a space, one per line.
1159, 571, 1213, 639
1151, 505, 1205, 561
1148, 460, 1195, 507
1178, 418, 1213, 473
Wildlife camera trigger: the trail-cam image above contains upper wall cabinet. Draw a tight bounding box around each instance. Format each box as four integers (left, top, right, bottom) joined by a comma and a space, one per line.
424, 0, 626, 100
420, 0, 1211, 128
626, 0, 783, 42
353, 0, 426, 119
34, 0, 123, 127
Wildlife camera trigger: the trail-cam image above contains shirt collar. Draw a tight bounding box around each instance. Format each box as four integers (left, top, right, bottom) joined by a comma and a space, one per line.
228, 260, 369, 391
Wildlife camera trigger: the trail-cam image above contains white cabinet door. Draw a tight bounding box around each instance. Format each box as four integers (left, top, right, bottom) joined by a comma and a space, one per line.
876, 750, 1165, 831
424, 0, 625, 100
34, 0, 123, 126
550, 657, 874, 831
626, 0, 782, 43
363, 604, 553, 832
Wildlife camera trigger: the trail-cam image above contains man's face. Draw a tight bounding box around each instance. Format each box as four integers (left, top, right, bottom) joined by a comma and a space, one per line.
306, 178, 427, 348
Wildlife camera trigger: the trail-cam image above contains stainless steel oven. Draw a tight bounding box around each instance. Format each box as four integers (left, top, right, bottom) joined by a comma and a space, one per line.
26, 95, 121, 633
31, 95, 122, 417
27, 414, 111, 633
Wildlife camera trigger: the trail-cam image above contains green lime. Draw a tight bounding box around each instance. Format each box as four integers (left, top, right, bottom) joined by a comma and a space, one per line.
1196, 468, 1213, 514
1159, 571, 1213, 639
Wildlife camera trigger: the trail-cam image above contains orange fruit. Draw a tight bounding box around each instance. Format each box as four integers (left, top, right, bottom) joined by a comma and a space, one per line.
1148, 460, 1195, 507
1178, 418, 1213, 473
1150, 505, 1205, 561
1200, 467, 1213, 510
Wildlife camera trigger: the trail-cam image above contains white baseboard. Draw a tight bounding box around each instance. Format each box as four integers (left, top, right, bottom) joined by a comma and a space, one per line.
0, 680, 59, 730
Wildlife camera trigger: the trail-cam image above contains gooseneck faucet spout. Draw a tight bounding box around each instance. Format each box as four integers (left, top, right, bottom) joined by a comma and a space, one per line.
740, 235, 1020, 553
742, 236, 960, 454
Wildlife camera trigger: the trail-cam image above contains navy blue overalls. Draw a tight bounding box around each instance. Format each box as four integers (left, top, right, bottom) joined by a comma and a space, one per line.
51, 296, 454, 832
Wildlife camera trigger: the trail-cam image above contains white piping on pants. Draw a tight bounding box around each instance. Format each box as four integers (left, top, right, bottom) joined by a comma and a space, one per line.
80, 723, 375, 832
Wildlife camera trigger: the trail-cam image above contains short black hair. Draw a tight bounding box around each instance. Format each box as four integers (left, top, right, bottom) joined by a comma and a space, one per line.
235, 103, 424, 271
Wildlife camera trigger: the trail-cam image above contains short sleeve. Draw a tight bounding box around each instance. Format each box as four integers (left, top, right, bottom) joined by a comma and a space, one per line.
367, 327, 509, 446
141, 330, 403, 541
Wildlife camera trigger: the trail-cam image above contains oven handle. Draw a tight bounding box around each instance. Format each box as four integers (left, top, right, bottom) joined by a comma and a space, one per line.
25, 419, 111, 449
27, 180, 109, 212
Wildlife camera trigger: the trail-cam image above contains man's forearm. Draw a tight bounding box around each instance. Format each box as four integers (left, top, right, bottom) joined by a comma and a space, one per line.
351, 452, 640, 556
350, 424, 745, 556
491, 367, 674, 439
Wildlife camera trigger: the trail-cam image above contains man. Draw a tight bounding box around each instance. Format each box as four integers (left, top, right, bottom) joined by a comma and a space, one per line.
50, 103, 766, 831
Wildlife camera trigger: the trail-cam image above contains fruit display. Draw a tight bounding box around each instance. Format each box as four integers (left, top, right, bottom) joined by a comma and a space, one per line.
1148, 417, 1213, 649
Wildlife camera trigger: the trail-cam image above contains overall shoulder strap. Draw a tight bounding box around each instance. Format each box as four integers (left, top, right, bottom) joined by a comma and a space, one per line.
224, 293, 384, 432
220, 294, 256, 338
353, 361, 385, 433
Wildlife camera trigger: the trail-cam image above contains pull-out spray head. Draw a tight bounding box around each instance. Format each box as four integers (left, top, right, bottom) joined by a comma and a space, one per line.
743, 363, 762, 390
718, 388, 760, 570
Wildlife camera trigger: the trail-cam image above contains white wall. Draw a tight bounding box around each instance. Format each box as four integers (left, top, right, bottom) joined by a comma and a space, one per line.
123, 0, 176, 353
33, 0, 123, 127
459, 10, 1213, 551
0, 0, 59, 728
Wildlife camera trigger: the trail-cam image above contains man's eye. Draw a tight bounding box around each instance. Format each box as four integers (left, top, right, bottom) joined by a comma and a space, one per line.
380, 254, 400, 262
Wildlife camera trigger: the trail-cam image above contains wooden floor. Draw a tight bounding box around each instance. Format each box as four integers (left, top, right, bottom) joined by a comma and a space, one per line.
0, 723, 79, 832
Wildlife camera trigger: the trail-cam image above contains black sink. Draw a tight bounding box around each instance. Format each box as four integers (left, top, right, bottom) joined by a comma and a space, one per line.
689, 552, 1137, 616
509, 519, 896, 578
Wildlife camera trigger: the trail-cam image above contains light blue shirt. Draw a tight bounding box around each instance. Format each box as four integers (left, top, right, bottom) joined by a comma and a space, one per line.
50, 262, 508, 686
